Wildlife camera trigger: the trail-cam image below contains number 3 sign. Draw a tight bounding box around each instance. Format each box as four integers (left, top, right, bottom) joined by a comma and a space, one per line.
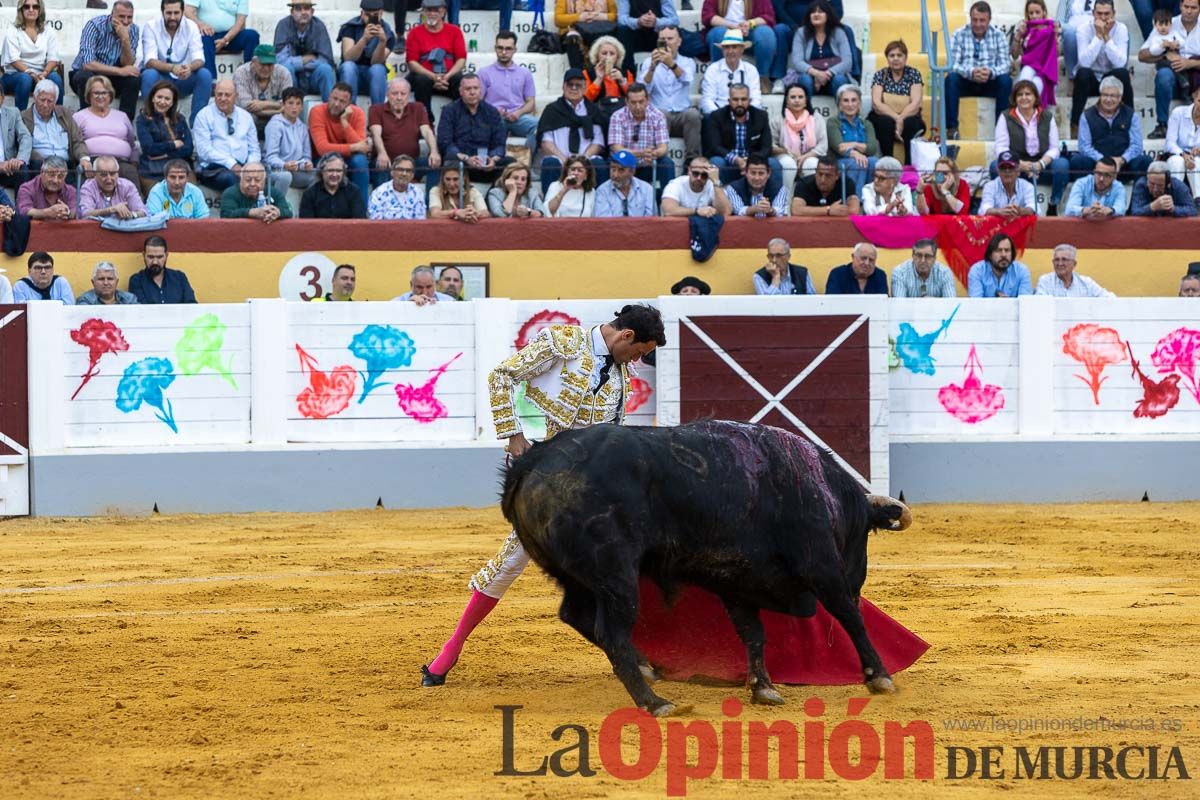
278, 252, 339, 301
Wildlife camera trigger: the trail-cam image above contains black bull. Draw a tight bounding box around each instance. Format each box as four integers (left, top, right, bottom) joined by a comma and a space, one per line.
501, 420, 912, 716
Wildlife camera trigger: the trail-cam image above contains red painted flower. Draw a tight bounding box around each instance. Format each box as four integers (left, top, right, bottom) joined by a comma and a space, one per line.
1149, 327, 1200, 404
626, 376, 653, 413
1062, 323, 1126, 405
295, 344, 356, 420
1129, 342, 1181, 420
69, 318, 130, 400
514, 310, 581, 349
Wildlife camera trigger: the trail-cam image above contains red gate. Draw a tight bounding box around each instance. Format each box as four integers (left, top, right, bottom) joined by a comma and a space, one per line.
0, 305, 29, 515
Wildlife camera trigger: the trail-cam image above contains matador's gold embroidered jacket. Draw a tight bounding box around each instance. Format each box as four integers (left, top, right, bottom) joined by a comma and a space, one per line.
489, 325, 631, 440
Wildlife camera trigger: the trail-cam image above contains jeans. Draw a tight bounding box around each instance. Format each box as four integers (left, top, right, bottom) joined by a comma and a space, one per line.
2, 71, 63, 111
271, 167, 318, 193
705, 25, 791, 81
1068, 152, 1152, 183
1155, 65, 1192, 126
409, 72, 462, 124
340, 62, 389, 105
1061, 22, 1079, 79
791, 71, 852, 99
140, 68, 214, 123
836, 155, 876, 194
944, 72, 1012, 130
711, 155, 784, 184
505, 114, 538, 153
202, 28, 260, 77
287, 62, 336, 101
1131, 0, 1180, 39
539, 154, 607, 193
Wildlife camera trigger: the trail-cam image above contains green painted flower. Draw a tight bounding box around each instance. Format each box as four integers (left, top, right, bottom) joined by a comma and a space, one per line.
176, 313, 237, 388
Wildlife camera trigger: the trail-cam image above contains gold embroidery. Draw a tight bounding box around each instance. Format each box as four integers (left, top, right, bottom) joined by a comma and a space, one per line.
469, 530, 522, 592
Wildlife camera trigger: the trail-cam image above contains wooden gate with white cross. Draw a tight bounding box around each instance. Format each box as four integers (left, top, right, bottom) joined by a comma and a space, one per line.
656, 296, 890, 495
0, 305, 30, 515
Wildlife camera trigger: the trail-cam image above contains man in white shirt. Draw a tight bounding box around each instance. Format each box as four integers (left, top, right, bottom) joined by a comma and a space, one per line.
194, 79, 287, 196
1070, 0, 1132, 132
699, 29, 761, 115
660, 156, 733, 217
141, 0, 212, 123
1141, 0, 1200, 138
639, 24, 701, 161
1035, 243, 1115, 296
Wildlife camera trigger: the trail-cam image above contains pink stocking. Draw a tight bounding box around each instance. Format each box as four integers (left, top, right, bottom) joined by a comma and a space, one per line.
428, 589, 500, 676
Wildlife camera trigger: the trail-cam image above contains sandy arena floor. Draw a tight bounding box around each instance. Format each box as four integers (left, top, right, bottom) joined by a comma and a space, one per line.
1, 504, 1198, 798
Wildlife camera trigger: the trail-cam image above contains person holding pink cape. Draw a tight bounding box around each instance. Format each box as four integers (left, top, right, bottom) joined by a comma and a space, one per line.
1009, 0, 1059, 107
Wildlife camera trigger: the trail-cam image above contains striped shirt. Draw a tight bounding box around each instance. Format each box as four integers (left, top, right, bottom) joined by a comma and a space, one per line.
73, 15, 139, 71
890, 259, 959, 298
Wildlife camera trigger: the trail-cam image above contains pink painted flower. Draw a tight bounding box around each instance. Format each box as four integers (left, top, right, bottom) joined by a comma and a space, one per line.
1061, 323, 1126, 405
1149, 327, 1200, 404
514, 310, 581, 349
938, 345, 1005, 423
295, 344, 356, 420
69, 318, 130, 400
395, 353, 463, 424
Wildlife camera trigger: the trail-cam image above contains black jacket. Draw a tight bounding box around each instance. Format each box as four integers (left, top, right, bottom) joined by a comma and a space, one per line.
702, 105, 772, 161
299, 182, 367, 219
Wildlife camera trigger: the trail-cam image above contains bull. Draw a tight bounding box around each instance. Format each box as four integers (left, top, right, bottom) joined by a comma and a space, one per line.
501, 420, 912, 716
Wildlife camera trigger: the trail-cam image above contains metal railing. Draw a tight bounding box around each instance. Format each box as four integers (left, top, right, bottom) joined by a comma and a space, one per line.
920, 0, 953, 154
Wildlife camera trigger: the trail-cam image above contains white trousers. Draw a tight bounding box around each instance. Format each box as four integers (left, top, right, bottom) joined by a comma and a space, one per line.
1166, 154, 1200, 199
468, 530, 530, 599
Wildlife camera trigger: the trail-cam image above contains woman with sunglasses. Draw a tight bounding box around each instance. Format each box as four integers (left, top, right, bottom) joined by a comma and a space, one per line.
1, 0, 62, 110
74, 74, 140, 187
545, 154, 597, 217
136, 79, 193, 196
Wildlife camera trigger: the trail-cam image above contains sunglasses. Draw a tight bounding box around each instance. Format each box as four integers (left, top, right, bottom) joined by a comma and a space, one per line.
226, 117, 235, 135
22, 3, 40, 9
689, 170, 707, 178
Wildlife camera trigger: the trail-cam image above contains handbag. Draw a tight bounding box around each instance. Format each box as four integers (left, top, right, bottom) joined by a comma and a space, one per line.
528, 28, 563, 54
807, 56, 842, 71
574, 20, 617, 37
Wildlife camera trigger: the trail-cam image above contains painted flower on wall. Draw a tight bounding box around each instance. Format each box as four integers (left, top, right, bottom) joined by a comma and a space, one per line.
1061, 323, 1126, 405
1150, 327, 1200, 404
627, 376, 653, 413
514, 309, 581, 349
115, 357, 178, 432
349, 324, 416, 403
295, 344, 356, 420
896, 305, 959, 376
176, 313, 237, 388
69, 318, 129, 400
937, 345, 1005, 424
395, 353, 462, 423
1129, 342, 1181, 419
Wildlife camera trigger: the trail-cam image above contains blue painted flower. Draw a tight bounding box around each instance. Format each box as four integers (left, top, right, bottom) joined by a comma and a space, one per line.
348, 324, 416, 403
115, 357, 178, 432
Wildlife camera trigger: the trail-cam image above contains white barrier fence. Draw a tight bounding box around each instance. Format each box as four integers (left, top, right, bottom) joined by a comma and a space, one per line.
18, 295, 1200, 512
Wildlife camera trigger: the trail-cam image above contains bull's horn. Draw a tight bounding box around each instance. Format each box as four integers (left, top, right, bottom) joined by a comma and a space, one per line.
867, 494, 913, 531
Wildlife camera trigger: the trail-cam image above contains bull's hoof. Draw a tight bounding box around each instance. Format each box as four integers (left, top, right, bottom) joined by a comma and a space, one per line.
866, 675, 896, 694
751, 685, 785, 705
647, 701, 693, 717
639, 662, 663, 684
420, 664, 447, 687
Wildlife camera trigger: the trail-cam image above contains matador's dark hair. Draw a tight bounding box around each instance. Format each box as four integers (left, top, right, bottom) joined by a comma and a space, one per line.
612, 304, 666, 346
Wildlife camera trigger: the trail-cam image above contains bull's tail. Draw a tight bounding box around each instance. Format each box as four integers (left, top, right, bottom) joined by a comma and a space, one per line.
866, 495, 913, 531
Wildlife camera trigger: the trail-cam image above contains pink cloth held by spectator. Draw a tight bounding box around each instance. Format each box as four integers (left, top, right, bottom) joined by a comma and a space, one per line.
1022, 18, 1058, 108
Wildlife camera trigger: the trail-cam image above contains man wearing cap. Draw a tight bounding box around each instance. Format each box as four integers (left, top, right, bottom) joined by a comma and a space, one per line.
640, 25, 702, 162
595, 149, 657, 217
753, 238, 815, 295
607, 82, 673, 191
671, 275, 711, 295
141, 0, 212, 124
339, 0, 396, 106
274, 0, 337, 102
185, 0, 260, 78
405, 0, 467, 123
979, 151, 1036, 217
436, 73, 510, 184
699, 29, 762, 115
233, 45, 294, 136
1180, 273, 1200, 296
536, 68, 608, 192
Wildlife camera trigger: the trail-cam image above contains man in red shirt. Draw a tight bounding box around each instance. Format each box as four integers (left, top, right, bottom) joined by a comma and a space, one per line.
368, 76, 442, 187
404, 0, 466, 123
308, 81, 371, 203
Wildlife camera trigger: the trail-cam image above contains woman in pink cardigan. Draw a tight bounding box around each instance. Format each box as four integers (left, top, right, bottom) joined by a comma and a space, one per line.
702, 0, 790, 93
